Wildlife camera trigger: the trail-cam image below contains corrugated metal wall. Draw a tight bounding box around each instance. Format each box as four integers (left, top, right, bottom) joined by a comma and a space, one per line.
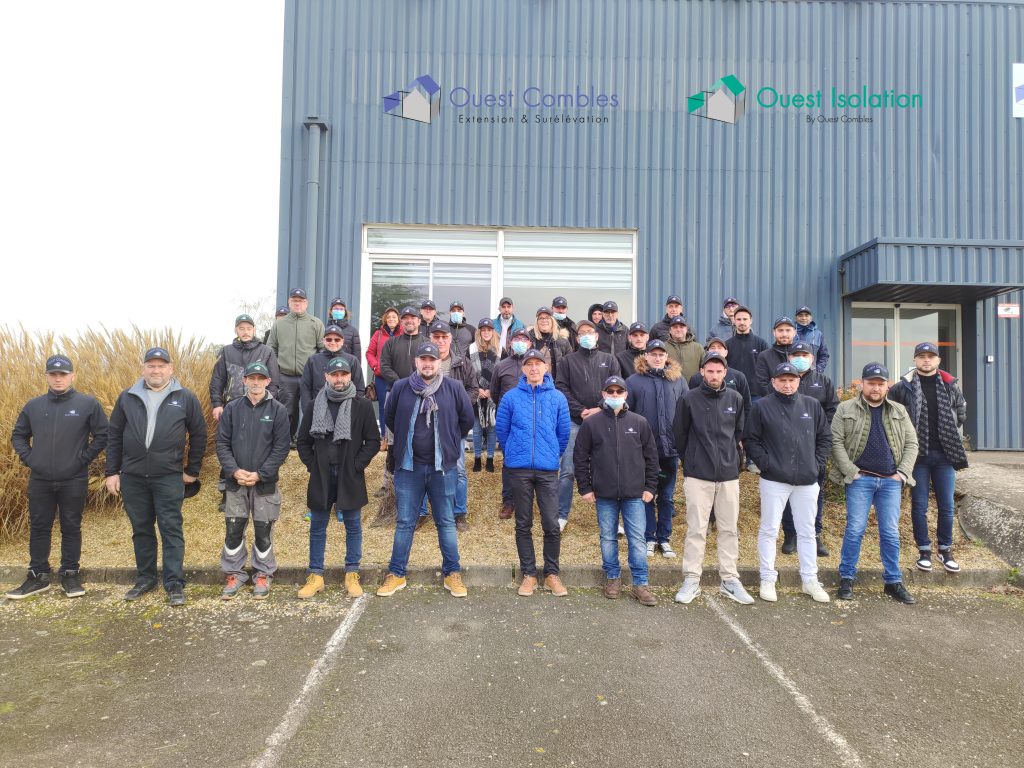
278, 0, 1024, 448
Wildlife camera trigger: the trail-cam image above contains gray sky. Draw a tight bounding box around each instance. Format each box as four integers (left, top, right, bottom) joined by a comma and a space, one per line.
0, 1, 284, 343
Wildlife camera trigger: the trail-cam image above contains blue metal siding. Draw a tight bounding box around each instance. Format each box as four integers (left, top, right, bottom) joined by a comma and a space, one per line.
976, 291, 1024, 450
279, 0, 1024, 447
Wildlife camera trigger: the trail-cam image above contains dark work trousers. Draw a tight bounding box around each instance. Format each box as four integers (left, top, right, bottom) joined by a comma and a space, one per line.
508, 468, 561, 577
120, 473, 186, 590
28, 476, 88, 574
278, 373, 302, 437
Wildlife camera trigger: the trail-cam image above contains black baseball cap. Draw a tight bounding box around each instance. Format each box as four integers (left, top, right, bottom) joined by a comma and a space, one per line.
416, 342, 440, 359
324, 324, 345, 338
45, 355, 73, 373
289, 288, 307, 299
628, 322, 648, 334
789, 341, 813, 355
536, 306, 553, 317
861, 363, 889, 380
521, 349, 546, 363
575, 318, 597, 332
400, 306, 419, 318
723, 297, 740, 306
275, 306, 289, 317
645, 339, 667, 352
773, 362, 800, 378
795, 306, 813, 315
478, 317, 494, 329
602, 376, 627, 390
449, 300, 464, 310
234, 314, 255, 327
665, 294, 683, 305
330, 297, 346, 307
669, 315, 688, 326
143, 347, 171, 363
244, 361, 270, 377
701, 352, 728, 368
706, 336, 728, 349
183, 479, 202, 500
914, 342, 940, 356
602, 300, 618, 312
510, 327, 531, 340
499, 297, 513, 306
552, 296, 568, 308
773, 316, 796, 329
428, 321, 451, 336
420, 299, 436, 310
326, 357, 351, 373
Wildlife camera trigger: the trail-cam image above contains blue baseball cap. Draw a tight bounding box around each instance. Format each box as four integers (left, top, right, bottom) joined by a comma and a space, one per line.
45, 355, 73, 373
521, 349, 546, 363
646, 339, 667, 352
773, 362, 800, 378
289, 288, 307, 299
143, 347, 171, 363
773, 316, 796, 329
416, 342, 440, 359
861, 363, 889, 380
914, 342, 939, 356
324, 324, 345, 338
665, 294, 683, 305
602, 376, 627, 390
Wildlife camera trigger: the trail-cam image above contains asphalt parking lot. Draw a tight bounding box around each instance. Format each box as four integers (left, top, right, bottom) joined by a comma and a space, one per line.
1, 584, 1022, 768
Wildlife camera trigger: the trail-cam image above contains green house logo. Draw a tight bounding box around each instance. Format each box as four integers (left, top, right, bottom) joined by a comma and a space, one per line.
688, 75, 746, 125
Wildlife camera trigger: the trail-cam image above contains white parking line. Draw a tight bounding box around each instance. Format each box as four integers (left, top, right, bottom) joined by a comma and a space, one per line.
251, 595, 369, 768
705, 595, 865, 768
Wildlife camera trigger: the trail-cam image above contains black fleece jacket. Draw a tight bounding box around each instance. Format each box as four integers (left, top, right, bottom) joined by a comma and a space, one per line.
743, 390, 831, 485
573, 406, 659, 499
12, 389, 109, 481
673, 382, 745, 482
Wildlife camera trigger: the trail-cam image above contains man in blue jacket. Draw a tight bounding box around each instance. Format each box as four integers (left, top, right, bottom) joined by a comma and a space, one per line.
496, 349, 571, 597
794, 306, 830, 373
379, 343, 475, 598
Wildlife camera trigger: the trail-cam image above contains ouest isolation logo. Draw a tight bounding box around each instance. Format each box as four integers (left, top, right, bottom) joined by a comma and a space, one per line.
688, 73, 924, 126
383, 73, 620, 126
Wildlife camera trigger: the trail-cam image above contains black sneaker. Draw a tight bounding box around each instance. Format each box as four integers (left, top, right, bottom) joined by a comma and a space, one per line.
60, 571, 86, 598
816, 535, 830, 557
485, 457, 495, 472
168, 586, 186, 607
124, 579, 158, 601
937, 548, 960, 573
915, 549, 933, 572
884, 582, 916, 604
5, 571, 51, 600
781, 532, 797, 554
837, 578, 854, 600
472, 457, 482, 472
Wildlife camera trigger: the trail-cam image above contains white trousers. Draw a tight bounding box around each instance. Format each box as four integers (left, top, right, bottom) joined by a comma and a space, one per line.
757, 478, 819, 583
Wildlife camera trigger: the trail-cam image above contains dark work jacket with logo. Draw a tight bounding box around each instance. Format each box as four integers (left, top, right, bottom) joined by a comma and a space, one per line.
743, 391, 831, 486
688, 367, 752, 414
12, 389, 109, 482
596, 319, 629, 357
555, 348, 623, 424
753, 343, 792, 398
797, 370, 839, 424
209, 339, 284, 408
215, 392, 291, 493
724, 332, 769, 395
379, 331, 425, 383
300, 348, 365, 413
573, 405, 659, 499
673, 381, 744, 483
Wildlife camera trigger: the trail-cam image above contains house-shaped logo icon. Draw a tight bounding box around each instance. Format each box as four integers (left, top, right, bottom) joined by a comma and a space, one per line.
688, 74, 746, 125
1014, 63, 1024, 119
384, 74, 441, 124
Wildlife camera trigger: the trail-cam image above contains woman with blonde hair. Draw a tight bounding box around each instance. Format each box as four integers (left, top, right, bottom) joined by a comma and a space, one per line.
470, 318, 500, 472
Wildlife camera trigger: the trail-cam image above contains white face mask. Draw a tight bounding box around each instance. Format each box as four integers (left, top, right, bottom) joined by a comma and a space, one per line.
604, 396, 625, 409
789, 356, 812, 373
450, 311, 463, 324
579, 334, 597, 350
552, 312, 567, 321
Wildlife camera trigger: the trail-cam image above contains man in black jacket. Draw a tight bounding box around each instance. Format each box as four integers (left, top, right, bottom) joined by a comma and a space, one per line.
744, 362, 832, 604
554, 319, 622, 530
648, 294, 686, 342
447, 300, 475, 357
215, 362, 291, 600
687, 337, 752, 414
210, 314, 284, 420
551, 296, 578, 349
379, 306, 425, 385
754, 316, 797, 398
574, 376, 659, 606
724, 306, 768, 398
105, 347, 207, 606
326, 298, 362, 361
596, 300, 629, 357
300, 324, 365, 413
672, 353, 754, 605
7, 355, 108, 600
617, 322, 649, 376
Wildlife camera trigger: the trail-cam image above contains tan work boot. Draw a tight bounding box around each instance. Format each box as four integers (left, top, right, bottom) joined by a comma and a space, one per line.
377, 573, 407, 597
544, 574, 568, 597
603, 577, 622, 599
517, 574, 538, 596
444, 572, 468, 598
344, 571, 363, 597
633, 584, 657, 606
297, 573, 325, 599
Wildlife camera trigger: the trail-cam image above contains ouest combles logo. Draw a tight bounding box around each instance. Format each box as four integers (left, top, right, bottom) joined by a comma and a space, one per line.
384, 73, 620, 127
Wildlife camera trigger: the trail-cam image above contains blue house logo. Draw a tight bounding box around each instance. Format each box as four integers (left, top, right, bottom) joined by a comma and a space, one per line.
384, 74, 441, 124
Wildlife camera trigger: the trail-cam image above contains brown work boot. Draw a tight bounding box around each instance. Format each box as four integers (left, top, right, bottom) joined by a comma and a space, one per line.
416, 515, 429, 530
499, 503, 514, 520
455, 514, 469, 532
544, 574, 568, 597
603, 577, 622, 599
379, 438, 388, 453
633, 584, 657, 606
517, 574, 538, 596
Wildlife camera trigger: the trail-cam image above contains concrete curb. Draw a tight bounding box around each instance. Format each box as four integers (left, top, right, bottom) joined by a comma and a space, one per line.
1, 563, 1014, 589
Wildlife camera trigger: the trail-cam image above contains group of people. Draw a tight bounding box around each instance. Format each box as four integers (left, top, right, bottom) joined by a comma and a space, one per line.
6, 289, 968, 608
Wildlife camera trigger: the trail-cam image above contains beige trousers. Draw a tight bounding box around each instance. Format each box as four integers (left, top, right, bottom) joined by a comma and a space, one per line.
681, 477, 740, 582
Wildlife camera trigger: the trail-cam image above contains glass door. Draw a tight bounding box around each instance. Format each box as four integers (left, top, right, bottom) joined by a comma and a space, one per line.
849, 303, 961, 383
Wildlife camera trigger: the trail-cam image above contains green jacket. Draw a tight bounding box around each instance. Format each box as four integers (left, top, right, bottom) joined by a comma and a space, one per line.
665, 333, 704, 380
267, 312, 326, 375
830, 396, 918, 486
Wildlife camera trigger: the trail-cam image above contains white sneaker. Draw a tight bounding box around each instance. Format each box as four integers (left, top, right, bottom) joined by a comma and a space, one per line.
646, 541, 656, 557
558, 518, 567, 533
659, 542, 677, 558
719, 579, 755, 605
617, 524, 625, 537
802, 580, 831, 603
759, 580, 777, 602
674, 579, 701, 604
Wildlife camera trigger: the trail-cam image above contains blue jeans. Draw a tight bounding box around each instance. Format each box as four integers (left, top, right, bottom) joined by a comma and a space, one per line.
374, 374, 391, 438
839, 475, 904, 584
419, 439, 467, 516
645, 457, 678, 544
308, 508, 362, 574
910, 450, 956, 551
596, 497, 649, 585
557, 422, 581, 520
472, 415, 496, 458
391, 463, 461, 577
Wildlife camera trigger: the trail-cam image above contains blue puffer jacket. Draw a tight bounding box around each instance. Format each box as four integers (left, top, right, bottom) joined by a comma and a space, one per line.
626, 358, 688, 458
495, 374, 571, 471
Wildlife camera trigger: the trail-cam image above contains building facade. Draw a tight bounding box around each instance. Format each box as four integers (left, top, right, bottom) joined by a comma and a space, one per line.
277, 0, 1024, 449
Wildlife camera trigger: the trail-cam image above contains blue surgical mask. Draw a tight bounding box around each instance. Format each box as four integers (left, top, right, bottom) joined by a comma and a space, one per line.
553, 312, 567, 321
331, 309, 345, 320
604, 396, 625, 409
789, 357, 811, 373
511, 340, 528, 356
579, 334, 597, 350
450, 311, 463, 324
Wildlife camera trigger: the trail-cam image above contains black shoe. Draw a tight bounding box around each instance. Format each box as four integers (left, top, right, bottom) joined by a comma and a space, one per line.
837, 578, 854, 600
937, 548, 961, 573
168, 586, 186, 607
816, 535, 830, 557
884, 582, 916, 604
124, 579, 158, 601
472, 457, 482, 472
455, 514, 469, 533
781, 532, 797, 554
915, 549, 933, 572
5, 570, 51, 600
289, 438, 298, 451
485, 457, 495, 472
218, 493, 226, 513
60, 570, 86, 598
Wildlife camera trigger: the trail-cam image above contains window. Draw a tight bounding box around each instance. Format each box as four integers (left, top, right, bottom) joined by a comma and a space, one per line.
848, 303, 961, 383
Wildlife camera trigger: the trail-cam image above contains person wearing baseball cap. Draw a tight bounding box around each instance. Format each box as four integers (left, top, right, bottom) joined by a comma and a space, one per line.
492, 297, 526, 353
471, 317, 501, 474
215, 361, 291, 600
295, 355, 381, 600
743, 362, 832, 604
104, 345, 208, 606
443, 300, 474, 357
573, 375, 660, 606
753, 316, 798, 399
325, 298, 362, 363
489, 327, 536, 519
553, 318, 624, 530
379, 306, 426, 384
706, 297, 741, 344
617, 321, 650, 375
7, 356, 109, 600
527, 307, 573, 381
495, 348, 572, 596
263, 307, 290, 344
665, 315, 704, 380
830, 363, 919, 603
724, 306, 769, 404
300, 323, 365, 417
267, 288, 327, 444
649, 294, 686, 342
596, 300, 628, 357
793, 306, 830, 373
550, 296, 578, 348
378, 340, 475, 598
778, 340, 839, 558
889, 341, 969, 574
686, 338, 752, 415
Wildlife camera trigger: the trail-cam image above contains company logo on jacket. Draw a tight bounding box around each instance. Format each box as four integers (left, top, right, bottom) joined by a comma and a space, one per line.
800, 412, 812, 419
724, 406, 736, 414
169, 400, 182, 408
66, 409, 78, 416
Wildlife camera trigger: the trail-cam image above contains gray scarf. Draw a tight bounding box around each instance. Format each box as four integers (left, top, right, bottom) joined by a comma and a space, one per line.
409, 371, 444, 427
310, 382, 356, 442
